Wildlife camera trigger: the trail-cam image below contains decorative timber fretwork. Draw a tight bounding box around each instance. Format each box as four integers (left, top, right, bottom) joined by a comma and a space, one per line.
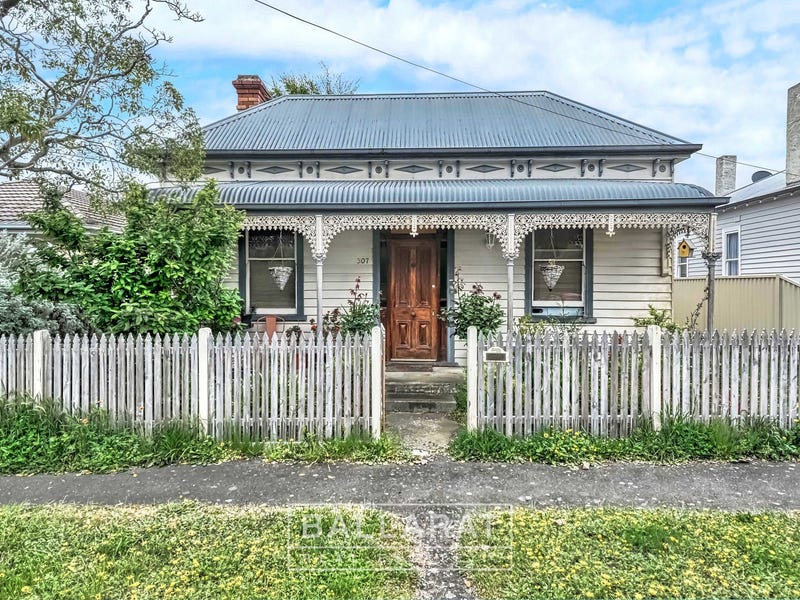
242, 212, 712, 262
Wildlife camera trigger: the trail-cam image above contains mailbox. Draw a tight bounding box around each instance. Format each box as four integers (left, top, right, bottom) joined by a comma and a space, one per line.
483, 346, 508, 363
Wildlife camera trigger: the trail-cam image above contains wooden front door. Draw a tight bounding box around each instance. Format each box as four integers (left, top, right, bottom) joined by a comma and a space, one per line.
389, 236, 439, 360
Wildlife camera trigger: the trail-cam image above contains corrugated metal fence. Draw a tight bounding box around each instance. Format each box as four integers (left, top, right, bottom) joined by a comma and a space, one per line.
0, 328, 383, 441
673, 275, 800, 331
467, 327, 800, 437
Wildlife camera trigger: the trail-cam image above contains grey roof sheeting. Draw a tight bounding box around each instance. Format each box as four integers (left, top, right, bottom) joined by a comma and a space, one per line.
153, 179, 716, 211
203, 92, 699, 155
0, 181, 125, 230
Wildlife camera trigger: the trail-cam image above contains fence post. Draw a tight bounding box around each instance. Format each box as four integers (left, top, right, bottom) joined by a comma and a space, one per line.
32, 329, 49, 399
197, 327, 211, 435
647, 325, 663, 431
370, 325, 383, 439
467, 326, 479, 432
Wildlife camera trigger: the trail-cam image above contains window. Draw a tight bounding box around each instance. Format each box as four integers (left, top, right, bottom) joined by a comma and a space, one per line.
531, 228, 586, 316
247, 230, 299, 313
724, 231, 740, 276
677, 256, 689, 278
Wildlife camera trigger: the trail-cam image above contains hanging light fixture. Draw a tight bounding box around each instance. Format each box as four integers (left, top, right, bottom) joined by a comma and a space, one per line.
484, 231, 496, 250
538, 228, 564, 291
539, 262, 564, 291
268, 231, 294, 291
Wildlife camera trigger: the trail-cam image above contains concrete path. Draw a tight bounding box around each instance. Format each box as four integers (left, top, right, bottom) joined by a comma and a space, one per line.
385, 412, 462, 456
1, 458, 798, 510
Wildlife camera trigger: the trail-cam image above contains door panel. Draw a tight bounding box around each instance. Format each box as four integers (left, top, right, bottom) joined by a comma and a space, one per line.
389, 236, 439, 360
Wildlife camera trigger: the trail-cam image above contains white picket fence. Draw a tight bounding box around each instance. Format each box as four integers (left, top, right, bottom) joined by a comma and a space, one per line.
466, 326, 800, 437
0, 327, 384, 441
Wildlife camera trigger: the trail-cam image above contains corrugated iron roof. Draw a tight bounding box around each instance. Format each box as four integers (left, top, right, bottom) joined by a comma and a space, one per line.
153, 179, 715, 210
0, 181, 125, 231
203, 92, 697, 155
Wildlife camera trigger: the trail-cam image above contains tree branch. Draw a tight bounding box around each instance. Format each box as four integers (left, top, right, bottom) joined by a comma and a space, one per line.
0, 0, 22, 18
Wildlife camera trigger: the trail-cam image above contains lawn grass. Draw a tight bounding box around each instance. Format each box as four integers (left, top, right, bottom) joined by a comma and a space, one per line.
0, 399, 407, 474
0, 502, 416, 600
450, 416, 800, 463
460, 507, 800, 599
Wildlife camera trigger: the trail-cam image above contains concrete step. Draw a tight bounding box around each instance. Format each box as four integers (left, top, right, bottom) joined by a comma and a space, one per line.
385, 398, 457, 413
385, 382, 460, 396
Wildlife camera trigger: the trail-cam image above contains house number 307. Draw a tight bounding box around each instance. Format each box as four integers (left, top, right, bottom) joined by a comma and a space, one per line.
356, 257, 370, 264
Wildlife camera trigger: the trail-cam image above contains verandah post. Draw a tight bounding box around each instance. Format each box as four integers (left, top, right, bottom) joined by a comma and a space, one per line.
647, 324, 663, 431
197, 327, 211, 435
32, 329, 49, 400
467, 326, 479, 431
370, 325, 383, 439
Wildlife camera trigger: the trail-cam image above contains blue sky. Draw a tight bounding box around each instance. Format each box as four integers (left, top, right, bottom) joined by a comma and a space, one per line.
151, 0, 800, 192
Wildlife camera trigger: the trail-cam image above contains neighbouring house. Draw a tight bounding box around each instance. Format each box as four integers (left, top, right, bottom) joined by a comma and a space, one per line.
0, 180, 125, 233
157, 75, 718, 364
673, 82, 800, 331
678, 81, 800, 281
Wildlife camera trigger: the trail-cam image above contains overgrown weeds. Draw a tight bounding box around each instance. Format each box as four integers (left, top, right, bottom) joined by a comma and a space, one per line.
0, 397, 406, 474
450, 415, 800, 463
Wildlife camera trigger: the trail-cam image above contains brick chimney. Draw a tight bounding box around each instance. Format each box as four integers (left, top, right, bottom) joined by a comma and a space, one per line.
232, 75, 271, 111
715, 155, 737, 196
787, 81, 800, 186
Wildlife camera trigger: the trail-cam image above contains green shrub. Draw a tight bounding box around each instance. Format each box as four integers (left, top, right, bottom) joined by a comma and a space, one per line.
439, 267, 504, 340
338, 276, 381, 336
633, 304, 683, 333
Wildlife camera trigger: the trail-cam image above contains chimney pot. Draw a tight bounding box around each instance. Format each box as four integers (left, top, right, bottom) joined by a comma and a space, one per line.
787, 81, 800, 186
715, 155, 737, 196
232, 75, 271, 111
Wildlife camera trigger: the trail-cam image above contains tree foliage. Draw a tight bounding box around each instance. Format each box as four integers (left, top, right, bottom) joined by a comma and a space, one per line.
0, 0, 204, 198
0, 231, 89, 336
21, 181, 244, 334
269, 62, 360, 97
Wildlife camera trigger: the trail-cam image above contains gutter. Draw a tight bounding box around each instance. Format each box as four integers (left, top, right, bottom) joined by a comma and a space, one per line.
204, 145, 702, 161
233, 197, 719, 213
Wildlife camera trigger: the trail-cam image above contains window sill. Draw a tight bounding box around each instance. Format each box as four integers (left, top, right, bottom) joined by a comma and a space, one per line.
243, 313, 307, 324
524, 314, 597, 324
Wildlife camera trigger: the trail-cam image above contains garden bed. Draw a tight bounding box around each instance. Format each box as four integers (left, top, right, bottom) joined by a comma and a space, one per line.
0, 400, 406, 474
450, 416, 800, 463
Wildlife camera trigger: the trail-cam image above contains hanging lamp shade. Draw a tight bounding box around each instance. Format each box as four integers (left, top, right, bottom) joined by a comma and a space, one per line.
269, 265, 293, 291
267, 231, 293, 291
539, 262, 564, 291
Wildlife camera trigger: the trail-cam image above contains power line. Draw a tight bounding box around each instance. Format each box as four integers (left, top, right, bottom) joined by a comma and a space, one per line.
249, 0, 790, 180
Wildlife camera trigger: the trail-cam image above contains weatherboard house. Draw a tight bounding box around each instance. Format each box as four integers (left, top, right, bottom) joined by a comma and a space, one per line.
160, 75, 718, 364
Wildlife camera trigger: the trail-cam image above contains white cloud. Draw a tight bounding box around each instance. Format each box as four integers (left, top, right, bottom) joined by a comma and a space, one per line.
151, 0, 800, 191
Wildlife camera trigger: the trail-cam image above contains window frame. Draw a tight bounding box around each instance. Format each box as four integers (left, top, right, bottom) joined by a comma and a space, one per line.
524, 228, 595, 322
722, 228, 740, 277
240, 229, 305, 319
677, 255, 689, 278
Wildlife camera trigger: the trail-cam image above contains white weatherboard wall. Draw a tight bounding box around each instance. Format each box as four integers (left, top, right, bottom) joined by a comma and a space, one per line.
454, 229, 525, 362
303, 230, 374, 327
592, 228, 671, 329
682, 193, 800, 281
717, 196, 800, 281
